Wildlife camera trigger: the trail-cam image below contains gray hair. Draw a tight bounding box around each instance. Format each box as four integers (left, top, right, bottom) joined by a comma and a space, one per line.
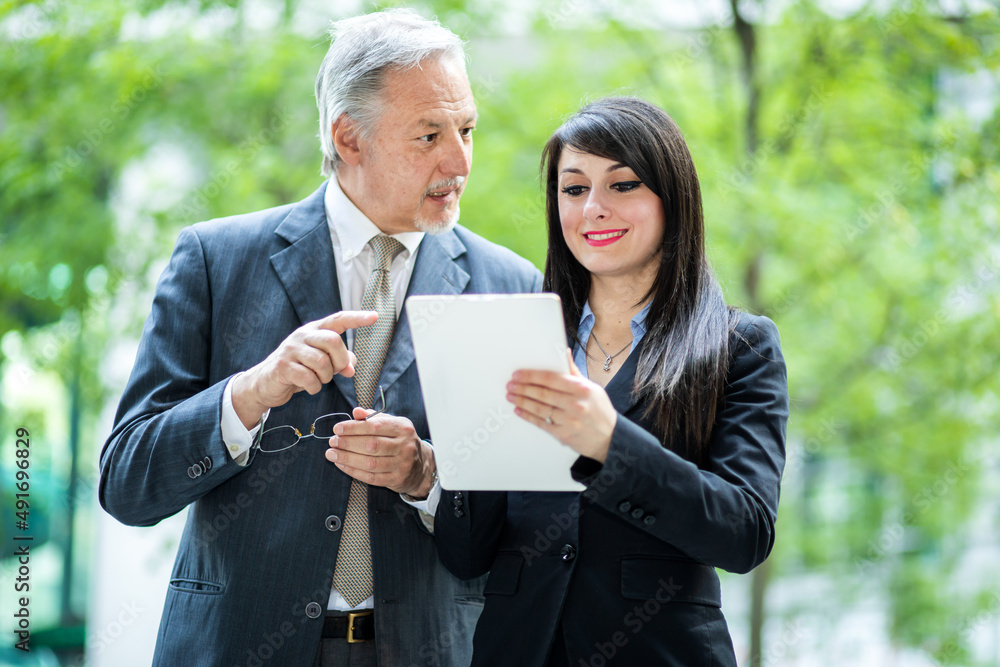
315, 8, 468, 177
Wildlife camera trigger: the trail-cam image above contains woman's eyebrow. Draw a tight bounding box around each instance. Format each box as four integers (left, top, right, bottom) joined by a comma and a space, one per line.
560, 163, 629, 175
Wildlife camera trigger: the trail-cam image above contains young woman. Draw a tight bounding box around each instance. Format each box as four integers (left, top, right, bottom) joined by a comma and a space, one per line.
435, 97, 788, 666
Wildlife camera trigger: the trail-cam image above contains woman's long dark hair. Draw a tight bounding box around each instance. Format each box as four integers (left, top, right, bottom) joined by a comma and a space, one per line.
541, 97, 739, 464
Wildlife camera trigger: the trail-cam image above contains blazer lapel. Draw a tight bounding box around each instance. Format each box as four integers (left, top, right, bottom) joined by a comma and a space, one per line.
269, 181, 358, 406
603, 338, 645, 416
271, 181, 340, 323
377, 229, 471, 394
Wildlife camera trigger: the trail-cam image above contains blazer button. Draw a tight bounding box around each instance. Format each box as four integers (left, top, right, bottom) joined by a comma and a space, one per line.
454, 497, 465, 507
454, 508, 465, 518
559, 544, 577, 562
305, 602, 322, 619
643, 515, 656, 526
618, 501, 631, 513
631, 508, 644, 519
325, 515, 341, 531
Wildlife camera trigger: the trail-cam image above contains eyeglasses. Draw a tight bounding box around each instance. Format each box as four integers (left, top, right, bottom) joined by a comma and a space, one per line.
254, 386, 387, 454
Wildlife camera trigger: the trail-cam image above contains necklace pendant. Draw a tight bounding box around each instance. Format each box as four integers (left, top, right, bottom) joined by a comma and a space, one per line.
603, 356, 612, 372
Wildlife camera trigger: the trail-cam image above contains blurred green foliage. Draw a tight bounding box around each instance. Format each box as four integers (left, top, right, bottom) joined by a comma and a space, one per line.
2, 0, 999, 663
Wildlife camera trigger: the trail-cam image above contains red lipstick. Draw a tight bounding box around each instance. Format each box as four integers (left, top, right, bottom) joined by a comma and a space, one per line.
583, 229, 628, 247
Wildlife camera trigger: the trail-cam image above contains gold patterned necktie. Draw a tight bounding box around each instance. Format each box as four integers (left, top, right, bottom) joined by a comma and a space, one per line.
333, 234, 405, 608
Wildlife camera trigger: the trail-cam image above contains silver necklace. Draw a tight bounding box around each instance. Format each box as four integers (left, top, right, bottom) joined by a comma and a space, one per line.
589, 331, 632, 372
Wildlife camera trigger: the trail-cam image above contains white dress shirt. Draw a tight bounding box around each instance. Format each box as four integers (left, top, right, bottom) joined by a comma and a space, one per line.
219, 177, 441, 611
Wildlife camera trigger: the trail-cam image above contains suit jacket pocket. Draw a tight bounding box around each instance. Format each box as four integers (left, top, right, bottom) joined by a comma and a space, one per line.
483, 552, 523, 596
169, 577, 225, 595
620, 557, 721, 607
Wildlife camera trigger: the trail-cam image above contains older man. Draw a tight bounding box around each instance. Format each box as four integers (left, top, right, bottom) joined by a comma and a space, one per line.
99, 9, 540, 667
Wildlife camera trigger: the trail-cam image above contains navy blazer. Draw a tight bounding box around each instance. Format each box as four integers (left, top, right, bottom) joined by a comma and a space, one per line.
435, 313, 788, 666
99, 181, 542, 666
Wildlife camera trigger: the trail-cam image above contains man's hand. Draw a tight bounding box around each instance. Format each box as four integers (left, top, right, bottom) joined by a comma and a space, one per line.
325, 409, 436, 498
232, 311, 378, 429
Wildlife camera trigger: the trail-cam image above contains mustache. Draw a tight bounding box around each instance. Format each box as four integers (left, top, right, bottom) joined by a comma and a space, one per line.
424, 177, 466, 196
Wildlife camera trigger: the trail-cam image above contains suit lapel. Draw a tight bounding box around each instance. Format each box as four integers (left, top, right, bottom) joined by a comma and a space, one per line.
269, 181, 358, 406
602, 338, 645, 416
271, 181, 340, 323
377, 230, 470, 394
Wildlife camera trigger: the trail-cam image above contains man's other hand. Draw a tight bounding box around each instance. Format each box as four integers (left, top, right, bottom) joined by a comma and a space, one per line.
325, 409, 436, 498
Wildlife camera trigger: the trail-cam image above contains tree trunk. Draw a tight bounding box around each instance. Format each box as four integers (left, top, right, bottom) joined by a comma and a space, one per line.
730, 1, 769, 664
749, 557, 773, 666
730, 0, 760, 157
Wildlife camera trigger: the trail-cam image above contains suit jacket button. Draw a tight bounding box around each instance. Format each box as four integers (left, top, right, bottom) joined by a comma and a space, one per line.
187, 467, 197, 479
618, 501, 631, 513
643, 515, 656, 526
454, 508, 465, 518
305, 602, 322, 619
454, 497, 465, 507
325, 515, 341, 531
631, 508, 644, 519
559, 544, 577, 561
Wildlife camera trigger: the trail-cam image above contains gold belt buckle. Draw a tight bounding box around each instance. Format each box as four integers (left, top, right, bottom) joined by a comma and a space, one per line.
346, 610, 373, 643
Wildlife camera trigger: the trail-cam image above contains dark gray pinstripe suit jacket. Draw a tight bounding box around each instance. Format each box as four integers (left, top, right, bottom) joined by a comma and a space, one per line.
99, 181, 542, 666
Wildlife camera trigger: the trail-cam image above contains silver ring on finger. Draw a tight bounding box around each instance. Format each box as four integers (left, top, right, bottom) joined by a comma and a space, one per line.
545, 406, 555, 425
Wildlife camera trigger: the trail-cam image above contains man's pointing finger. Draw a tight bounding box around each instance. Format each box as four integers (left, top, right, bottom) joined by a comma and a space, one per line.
318, 310, 378, 334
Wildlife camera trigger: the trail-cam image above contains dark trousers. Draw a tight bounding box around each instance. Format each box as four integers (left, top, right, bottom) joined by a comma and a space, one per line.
313, 637, 377, 667
313, 611, 378, 667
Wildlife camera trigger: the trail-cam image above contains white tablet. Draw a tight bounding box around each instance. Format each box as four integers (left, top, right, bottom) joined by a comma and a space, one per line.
406, 293, 585, 491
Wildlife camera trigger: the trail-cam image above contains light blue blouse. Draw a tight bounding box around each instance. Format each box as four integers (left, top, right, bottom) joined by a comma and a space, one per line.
572, 300, 652, 379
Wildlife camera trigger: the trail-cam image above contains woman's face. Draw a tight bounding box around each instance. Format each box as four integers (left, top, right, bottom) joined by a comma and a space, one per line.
556, 147, 666, 282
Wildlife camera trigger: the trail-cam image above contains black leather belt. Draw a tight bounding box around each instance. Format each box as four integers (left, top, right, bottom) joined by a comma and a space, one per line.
322, 610, 375, 643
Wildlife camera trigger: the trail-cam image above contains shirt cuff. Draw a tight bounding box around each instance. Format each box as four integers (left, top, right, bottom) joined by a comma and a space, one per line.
401, 479, 441, 517
399, 441, 440, 531
221, 373, 269, 466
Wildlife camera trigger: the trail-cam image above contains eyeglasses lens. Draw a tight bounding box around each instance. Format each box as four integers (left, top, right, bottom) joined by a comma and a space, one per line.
312, 413, 352, 439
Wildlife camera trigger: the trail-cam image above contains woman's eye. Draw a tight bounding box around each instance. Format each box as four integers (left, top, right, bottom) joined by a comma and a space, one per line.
561, 185, 586, 196
612, 181, 641, 192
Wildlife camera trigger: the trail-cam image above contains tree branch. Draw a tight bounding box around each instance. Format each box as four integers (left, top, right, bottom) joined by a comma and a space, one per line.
730, 0, 760, 156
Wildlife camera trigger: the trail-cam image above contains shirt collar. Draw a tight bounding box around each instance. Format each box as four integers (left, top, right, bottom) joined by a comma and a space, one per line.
576, 300, 652, 340
631, 301, 651, 338
323, 177, 424, 260
577, 301, 596, 339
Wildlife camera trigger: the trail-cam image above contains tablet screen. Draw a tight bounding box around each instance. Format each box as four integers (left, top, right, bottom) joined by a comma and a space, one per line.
407, 294, 585, 491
